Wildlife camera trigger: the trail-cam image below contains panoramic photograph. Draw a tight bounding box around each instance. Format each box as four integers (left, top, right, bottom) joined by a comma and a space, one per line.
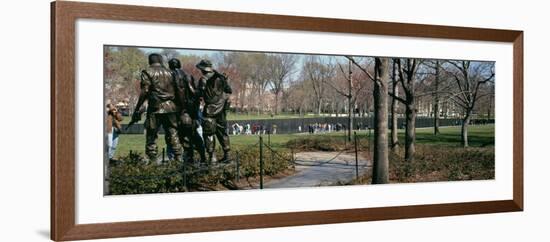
103, 45, 495, 195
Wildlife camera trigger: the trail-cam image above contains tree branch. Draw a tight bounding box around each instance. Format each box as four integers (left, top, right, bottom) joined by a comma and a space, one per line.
324, 79, 350, 98
444, 95, 469, 110
345, 56, 375, 82
388, 91, 406, 104
337, 62, 351, 81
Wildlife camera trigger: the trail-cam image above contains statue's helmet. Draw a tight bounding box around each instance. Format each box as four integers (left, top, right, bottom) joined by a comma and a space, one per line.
168, 58, 181, 69
148, 53, 163, 65
196, 59, 213, 72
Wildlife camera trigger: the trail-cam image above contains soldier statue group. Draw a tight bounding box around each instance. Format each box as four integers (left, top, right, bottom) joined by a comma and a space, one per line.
130, 53, 232, 165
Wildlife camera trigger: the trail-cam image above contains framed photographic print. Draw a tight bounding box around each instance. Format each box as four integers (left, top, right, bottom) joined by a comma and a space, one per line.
51, 1, 523, 241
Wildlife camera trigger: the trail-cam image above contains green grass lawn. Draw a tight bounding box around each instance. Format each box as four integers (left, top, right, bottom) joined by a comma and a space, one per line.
114, 124, 494, 158
115, 132, 298, 158
405, 125, 494, 147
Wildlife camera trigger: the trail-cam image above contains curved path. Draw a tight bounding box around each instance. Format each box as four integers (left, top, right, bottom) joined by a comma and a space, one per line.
264, 151, 371, 189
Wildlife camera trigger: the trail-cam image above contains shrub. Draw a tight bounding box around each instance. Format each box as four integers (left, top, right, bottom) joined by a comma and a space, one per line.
389, 144, 495, 183
108, 148, 293, 195
108, 155, 185, 195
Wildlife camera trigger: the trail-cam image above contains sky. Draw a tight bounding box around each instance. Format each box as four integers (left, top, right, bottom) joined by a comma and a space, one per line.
137, 46, 339, 68
110, 45, 494, 84
136, 46, 339, 82
140, 47, 217, 58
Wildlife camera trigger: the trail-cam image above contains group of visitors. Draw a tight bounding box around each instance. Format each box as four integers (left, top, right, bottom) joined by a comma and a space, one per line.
230, 123, 278, 135
306, 123, 346, 134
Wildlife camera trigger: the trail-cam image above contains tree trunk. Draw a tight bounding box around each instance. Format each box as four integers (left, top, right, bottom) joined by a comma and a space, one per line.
258, 89, 262, 115
433, 99, 440, 135
487, 96, 492, 120
461, 112, 471, 147
274, 91, 280, 115
405, 103, 416, 162
347, 60, 353, 141
316, 98, 322, 115
391, 100, 399, 151
391, 62, 399, 151
348, 97, 353, 141
433, 60, 441, 135
365, 98, 369, 119
372, 58, 390, 184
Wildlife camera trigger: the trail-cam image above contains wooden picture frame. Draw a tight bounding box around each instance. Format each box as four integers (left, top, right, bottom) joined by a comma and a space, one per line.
51, 1, 523, 241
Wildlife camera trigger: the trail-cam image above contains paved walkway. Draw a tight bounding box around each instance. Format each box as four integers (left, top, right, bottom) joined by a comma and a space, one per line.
264, 151, 371, 188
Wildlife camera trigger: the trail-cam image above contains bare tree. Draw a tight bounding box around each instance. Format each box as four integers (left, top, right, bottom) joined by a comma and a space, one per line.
372, 57, 390, 183
285, 80, 308, 116
474, 89, 494, 120
227, 52, 254, 112
431, 60, 442, 135
446, 60, 494, 147
347, 56, 390, 184
266, 54, 297, 115
232, 53, 271, 114
303, 56, 335, 115
326, 57, 369, 141
390, 58, 421, 162
253, 54, 271, 114
418, 60, 456, 135
390, 60, 400, 151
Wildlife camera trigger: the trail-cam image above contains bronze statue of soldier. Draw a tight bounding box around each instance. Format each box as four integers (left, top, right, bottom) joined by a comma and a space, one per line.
168, 58, 207, 164
196, 59, 232, 163
130, 53, 182, 162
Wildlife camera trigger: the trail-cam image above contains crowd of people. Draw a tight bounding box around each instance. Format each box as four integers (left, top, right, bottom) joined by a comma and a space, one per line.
230, 123, 278, 135
306, 123, 345, 134
228, 121, 370, 135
